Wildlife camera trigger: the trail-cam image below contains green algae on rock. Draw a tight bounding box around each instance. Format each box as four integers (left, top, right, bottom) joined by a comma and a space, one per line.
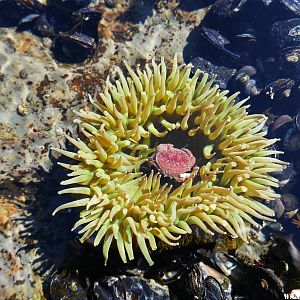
53, 55, 287, 266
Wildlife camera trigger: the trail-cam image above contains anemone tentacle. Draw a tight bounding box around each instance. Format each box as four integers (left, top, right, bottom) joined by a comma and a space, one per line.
53, 55, 287, 266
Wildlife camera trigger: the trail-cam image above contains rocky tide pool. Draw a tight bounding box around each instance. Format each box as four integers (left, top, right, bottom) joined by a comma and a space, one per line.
0, 1, 300, 299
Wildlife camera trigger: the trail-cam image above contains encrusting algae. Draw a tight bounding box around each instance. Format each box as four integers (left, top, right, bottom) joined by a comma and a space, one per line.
52, 55, 287, 266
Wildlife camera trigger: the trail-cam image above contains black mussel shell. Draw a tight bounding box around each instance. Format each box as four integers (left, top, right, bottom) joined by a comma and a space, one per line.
264, 78, 295, 101
201, 27, 230, 48
268, 198, 285, 218
0, 0, 44, 27
211, 0, 248, 17
270, 114, 293, 132
204, 277, 225, 300
280, 0, 300, 16
295, 111, 300, 131
241, 78, 260, 96
200, 27, 241, 60
279, 46, 300, 80
271, 19, 300, 50
282, 127, 300, 151
232, 33, 257, 48
231, 32, 259, 61
47, 0, 92, 12
280, 193, 299, 213
213, 253, 284, 300
265, 236, 300, 292
52, 32, 96, 63
235, 65, 257, 77
93, 276, 169, 300
268, 115, 294, 139
190, 56, 236, 89
158, 263, 190, 285
273, 163, 297, 192
32, 13, 56, 37
150, 248, 204, 285
72, 7, 102, 40
229, 65, 261, 96
168, 265, 205, 299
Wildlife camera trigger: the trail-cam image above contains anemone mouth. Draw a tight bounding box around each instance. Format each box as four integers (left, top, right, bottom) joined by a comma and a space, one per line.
52, 55, 287, 266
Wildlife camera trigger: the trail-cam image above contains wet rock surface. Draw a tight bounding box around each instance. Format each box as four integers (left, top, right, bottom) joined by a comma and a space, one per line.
0, 28, 78, 184
0, 184, 44, 299
0, 0, 204, 184
1, 0, 300, 299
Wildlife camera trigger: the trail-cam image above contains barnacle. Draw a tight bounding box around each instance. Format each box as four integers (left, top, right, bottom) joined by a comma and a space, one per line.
53, 55, 287, 266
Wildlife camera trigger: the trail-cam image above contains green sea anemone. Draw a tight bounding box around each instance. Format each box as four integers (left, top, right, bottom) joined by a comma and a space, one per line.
53, 55, 287, 266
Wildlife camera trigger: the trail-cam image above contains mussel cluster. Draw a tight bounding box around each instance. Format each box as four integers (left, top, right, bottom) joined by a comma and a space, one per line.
0, 0, 102, 63
182, 0, 300, 298
49, 236, 295, 300
186, 0, 299, 100
186, 0, 300, 208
